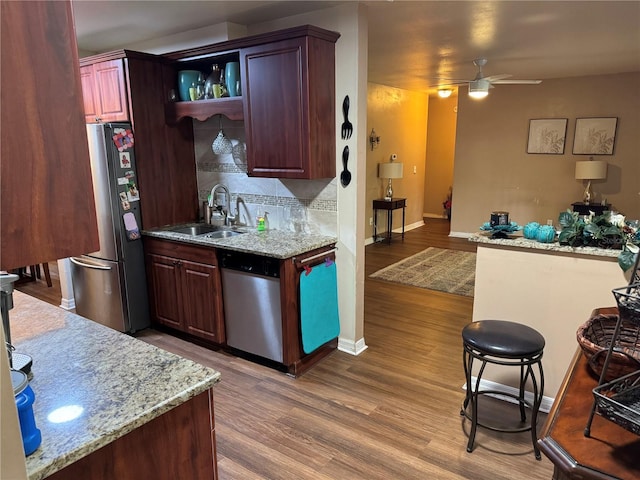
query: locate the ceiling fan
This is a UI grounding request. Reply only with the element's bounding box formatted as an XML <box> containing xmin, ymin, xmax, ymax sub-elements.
<box><xmin>434</xmin><ymin>58</ymin><xmax>542</xmax><ymax>98</ymax></box>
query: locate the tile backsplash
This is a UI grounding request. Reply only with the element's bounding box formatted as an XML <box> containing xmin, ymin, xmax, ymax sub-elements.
<box><xmin>194</xmin><ymin>117</ymin><xmax>337</xmax><ymax>236</ymax></box>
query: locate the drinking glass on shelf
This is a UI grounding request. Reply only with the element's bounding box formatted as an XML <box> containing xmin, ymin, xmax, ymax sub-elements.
<box><xmin>289</xmin><ymin>205</ymin><xmax>307</xmax><ymax>233</ymax></box>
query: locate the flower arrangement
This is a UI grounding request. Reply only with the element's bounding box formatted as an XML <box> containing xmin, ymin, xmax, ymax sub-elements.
<box><xmin>557</xmin><ymin>210</ymin><xmax>640</xmax><ymax>271</ymax></box>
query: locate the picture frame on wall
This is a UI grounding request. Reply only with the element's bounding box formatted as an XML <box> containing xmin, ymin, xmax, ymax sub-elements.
<box><xmin>573</xmin><ymin>117</ymin><xmax>618</xmax><ymax>155</ymax></box>
<box><xmin>527</xmin><ymin>118</ymin><xmax>568</xmax><ymax>154</ymax></box>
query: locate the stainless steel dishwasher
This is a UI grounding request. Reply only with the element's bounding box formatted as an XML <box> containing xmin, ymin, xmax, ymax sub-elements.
<box><xmin>219</xmin><ymin>251</ymin><xmax>283</xmax><ymax>362</ymax></box>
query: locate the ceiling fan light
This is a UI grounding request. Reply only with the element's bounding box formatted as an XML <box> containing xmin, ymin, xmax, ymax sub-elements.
<box><xmin>437</xmin><ymin>88</ymin><xmax>453</xmax><ymax>98</ymax></box>
<box><xmin>468</xmin><ymin>79</ymin><xmax>489</xmax><ymax>99</ymax></box>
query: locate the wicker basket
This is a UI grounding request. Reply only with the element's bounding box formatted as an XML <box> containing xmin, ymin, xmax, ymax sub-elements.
<box><xmin>577</xmin><ymin>313</ymin><xmax>640</xmax><ymax>382</ymax></box>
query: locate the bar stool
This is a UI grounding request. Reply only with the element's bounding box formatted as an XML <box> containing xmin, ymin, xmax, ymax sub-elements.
<box><xmin>461</xmin><ymin>320</ymin><xmax>545</xmax><ymax>459</ymax></box>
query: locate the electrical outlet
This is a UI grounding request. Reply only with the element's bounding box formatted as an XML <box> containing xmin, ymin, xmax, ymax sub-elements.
<box><xmin>547</xmin><ymin>219</ymin><xmax>553</xmax><ymax>226</ymax></box>
<box><xmin>369</xmin><ymin>217</ymin><xmax>373</xmax><ymax>226</ymax></box>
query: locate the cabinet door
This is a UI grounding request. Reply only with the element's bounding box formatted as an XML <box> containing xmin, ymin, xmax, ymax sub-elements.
<box><xmin>80</xmin><ymin>65</ymin><xmax>100</xmax><ymax>123</ymax></box>
<box><xmin>241</xmin><ymin>36</ymin><xmax>336</xmax><ymax>179</ymax></box>
<box><xmin>94</xmin><ymin>60</ymin><xmax>128</xmax><ymax>122</ymax></box>
<box><xmin>79</xmin><ymin>60</ymin><xmax>128</xmax><ymax>123</ymax></box>
<box><xmin>181</xmin><ymin>259</ymin><xmax>224</xmax><ymax>343</ymax></box>
<box><xmin>147</xmin><ymin>253</ymin><xmax>184</xmax><ymax>330</ymax></box>
<box><xmin>242</xmin><ymin>38</ymin><xmax>305</xmax><ymax>178</ymax></box>
<box><xmin>0</xmin><ymin>0</ymin><xmax>99</xmax><ymax>270</ymax></box>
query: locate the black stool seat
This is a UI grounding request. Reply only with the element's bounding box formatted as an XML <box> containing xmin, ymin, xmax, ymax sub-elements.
<box><xmin>462</xmin><ymin>320</ymin><xmax>545</xmax><ymax>358</ymax></box>
<box><xmin>461</xmin><ymin>320</ymin><xmax>545</xmax><ymax>460</ymax></box>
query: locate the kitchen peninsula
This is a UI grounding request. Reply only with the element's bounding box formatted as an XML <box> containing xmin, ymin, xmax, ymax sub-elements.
<box><xmin>469</xmin><ymin>234</ymin><xmax>628</xmax><ymax>404</ymax></box>
<box><xmin>10</xmin><ymin>291</ymin><xmax>220</xmax><ymax>480</ymax></box>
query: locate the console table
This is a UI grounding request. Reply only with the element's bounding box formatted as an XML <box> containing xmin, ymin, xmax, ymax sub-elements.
<box><xmin>572</xmin><ymin>202</ymin><xmax>611</xmax><ymax>216</ymax></box>
<box><xmin>373</xmin><ymin>198</ymin><xmax>406</xmax><ymax>244</ymax></box>
<box><xmin>538</xmin><ymin>322</ymin><xmax>640</xmax><ymax>480</ymax></box>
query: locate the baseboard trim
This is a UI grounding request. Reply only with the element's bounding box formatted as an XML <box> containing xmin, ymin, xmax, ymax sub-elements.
<box><xmin>365</xmin><ymin>220</ymin><xmax>424</xmax><ymax>245</ymax></box>
<box><xmin>338</xmin><ymin>337</ymin><xmax>368</xmax><ymax>356</ymax></box>
<box><xmin>423</xmin><ymin>213</ymin><xmax>448</xmax><ymax>219</ymax></box>
<box><xmin>449</xmin><ymin>231</ymin><xmax>473</xmax><ymax>239</ymax></box>
<box><xmin>463</xmin><ymin>377</ymin><xmax>554</xmax><ymax>414</ymax></box>
<box><xmin>59</xmin><ymin>298</ymin><xmax>75</xmax><ymax>310</ymax></box>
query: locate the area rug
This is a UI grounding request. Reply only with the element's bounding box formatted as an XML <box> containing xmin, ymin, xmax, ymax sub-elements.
<box><xmin>369</xmin><ymin>247</ymin><xmax>476</xmax><ymax>297</ymax></box>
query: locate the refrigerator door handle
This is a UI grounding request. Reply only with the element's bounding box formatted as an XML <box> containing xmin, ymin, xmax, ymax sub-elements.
<box><xmin>70</xmin><ymin>257</ymin><xmax>112</xmax><ymax>271</ymax></box>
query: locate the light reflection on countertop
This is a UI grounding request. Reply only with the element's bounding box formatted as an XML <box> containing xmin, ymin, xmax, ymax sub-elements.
<box><xmin>10</xmin><ymin>291</ymin><xmax>220</xmax><ymax>480</ymax></box>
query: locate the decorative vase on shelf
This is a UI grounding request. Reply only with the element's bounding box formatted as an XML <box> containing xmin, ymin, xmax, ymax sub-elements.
<box><xmin>523</xmin><ymin>222</ymin><xmax>540</xmax><ymax>239</ymax></box>
<box><xmin>536</xmin><ymin>225</ymin><xmax>556</xmax><ymax>243</ymax></box>
<box><xmin>225</xmin><ymin>62</ymin><xmax>240</xmax><ymax>97</ymax></box>
<box><xmin>177</xmin><ymin>70</ymin><xmax>202</xmax><ymax>101</ymax></box>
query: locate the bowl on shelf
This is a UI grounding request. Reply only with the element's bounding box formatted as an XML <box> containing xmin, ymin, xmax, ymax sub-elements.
<box><xmin>577</xmin><ymin>312</ymin><xmax>640</xmax><ymax>382</ymax></box>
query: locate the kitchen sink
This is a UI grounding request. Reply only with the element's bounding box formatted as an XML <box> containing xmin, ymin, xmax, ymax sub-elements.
<box><xmin>170</xmin><ymin>224</ymin><xmax>220</xmax><ymax>236</ymax></box>
<box><xmin>202</xmin><ymin>230</ymin><xmax>243</xmax><ymax>239</ymax></box>
<box><xmin>169</xmin><ymin>224</ymin><xmax>246</xmax><ymax>238</ymax></box>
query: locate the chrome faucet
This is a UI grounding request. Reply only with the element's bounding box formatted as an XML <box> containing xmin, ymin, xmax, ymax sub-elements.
<box><xmin>209</xmin><ymin>184</ymin><xmax>237</xmax><ymax>226</ymax></box>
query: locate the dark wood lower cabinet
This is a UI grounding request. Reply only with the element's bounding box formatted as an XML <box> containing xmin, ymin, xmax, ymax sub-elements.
<box><xmin>144</xmin><ymin>237</ymin><xmax>338</xmax><ymax>376</ymax></box>
<box><xmin>144</xmin><ymin>238</ymin><xmax>225</xmax><ymax>344</ymax></box>
<box><xmin>47</xmin><ymin>389</ymin><xmax>217</xmax><ymax>480</ymax></box>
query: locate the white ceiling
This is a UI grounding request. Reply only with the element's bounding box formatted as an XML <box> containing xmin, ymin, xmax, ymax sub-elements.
<box><xmin>72</xmin><ymin>1</ymin><xmax>640</xmax><ymax>93</ymax></box>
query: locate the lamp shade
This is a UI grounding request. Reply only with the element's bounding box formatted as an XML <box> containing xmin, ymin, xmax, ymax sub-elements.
<box><xmin>378</xmin><ymin>162</ymin><xmax>403</xmax><ymax>179</ymax></box>
<box><xmin>575</xmin><ymin>160</ymin><xmax>607</xmax><ymax>180</ymax></box>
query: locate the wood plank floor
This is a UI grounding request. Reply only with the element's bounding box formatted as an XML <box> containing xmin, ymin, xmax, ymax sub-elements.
<box><xmin>19</xmin><ymin>219</ymin><xmax>555</xmax><ymax>479</ymax></box>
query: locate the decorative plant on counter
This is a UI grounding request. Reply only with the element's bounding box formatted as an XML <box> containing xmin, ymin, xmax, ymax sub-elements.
<box><xmin>558</xmin><ymin>210</ymin><xmax>640</xmax><ymax>271</ymax></box>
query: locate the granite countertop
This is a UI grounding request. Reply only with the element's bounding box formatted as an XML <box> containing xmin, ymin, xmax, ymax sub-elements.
<box><xmin>143</xmin><ymin>223</ymin><xmax>337</xmax><ymax>259</ymax></box>
<box><xmin>469</xmin><ymin>232</ymin><xmax>619</xmax><ymax>259</ymax></box>
<box><xmin>10</xmin><ymin>291</ymin><xmax>221</xmax><ymax>480</ymax></box>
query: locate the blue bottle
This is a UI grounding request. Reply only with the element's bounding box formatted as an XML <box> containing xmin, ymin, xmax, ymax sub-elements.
<box><xmin>12</xmin><ymin>369</ymin><xmax>42</xmax><ymax>456</ymax></box>
<box><xmin>225</xmin><ymin>62</ymin><xmax>240</xmax><ymax>97</ymax></box>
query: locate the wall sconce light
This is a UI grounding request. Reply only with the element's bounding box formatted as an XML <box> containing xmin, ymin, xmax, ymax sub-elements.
<box><xmin>369</xmin><ymin>128</ymin><xmax>380</xmax><ymax>151</ymax></box>
<box><xmin>437</xmin><ymin>88</ymin><xmax>453</xmax><ymax>98</ymax></box>
<box><xmin>378</xmin><ymin>154</ymin><xmax>403</xmax><ymax>201</ymax></box>
<box><xmin>468</xmin><ymin>79</ymin><xmax>490</xmax><ymax>99</ymax></box>
<box><xmin>575</xmin><ymin>156</ymin><xmax>608</xmax><ymax>204</ymax></box>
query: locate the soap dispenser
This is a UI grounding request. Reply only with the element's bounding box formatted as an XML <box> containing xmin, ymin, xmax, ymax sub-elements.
<box><xmin>256</xmin><ymin>210</ymin><xmax>269</xmax><ymax>231</ymax></box>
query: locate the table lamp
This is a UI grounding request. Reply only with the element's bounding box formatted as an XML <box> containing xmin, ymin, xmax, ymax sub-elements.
<box><xmin>575</xmin><ymin>158</ymin><xmax>607</xmax><ymax>205</ymax></box>
<box><xmin>378</xmin><ymin>154</ymin><xmax>403</xmax><ymax>201</ymax></box>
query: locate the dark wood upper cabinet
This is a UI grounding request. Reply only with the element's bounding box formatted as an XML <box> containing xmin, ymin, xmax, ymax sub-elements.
<box><xmin>80</xmin><ymin>51</ymin><xmax>199</xmax><ymax>229</ymax></box>
<box><xmin>167</xmin><ymin>25</ymin><xmax>340</xmax><ymax>180</ymax></box>
<box><xmin>241</xmin><ymin>32</ymin><xmax>339</xmax><ymax>179</ymax></box>
<box><xmin>0</xmin><ymin>0</ymin><xmax>99</xmax><ymax>270</ymax></box>
<box><xmin>80</xmin><ymin>60</ymin><xmax>129</xmax><ymax>123</ymax></box>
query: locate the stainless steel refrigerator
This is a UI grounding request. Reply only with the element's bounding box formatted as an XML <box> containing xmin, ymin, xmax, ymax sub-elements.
<box><xmin>70</xmin><ymin>123</ymin><xmax>150</xmax><ymax>333</ymax></box>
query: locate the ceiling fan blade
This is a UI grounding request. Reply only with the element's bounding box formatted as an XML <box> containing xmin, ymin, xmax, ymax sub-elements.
<box><xmin>491</xmin><ymin>79</ymin><xmax>542</xmax><ymax>85</ymax></box>
<box><xmin>484</xmin><ymin>74</ymin><xmax>512</xmax><ymax>82</ymax></box>
<box><xmin>429</xmin><ymin>80</ymin><xmax>468</xmax><ymax>87</ymax></box>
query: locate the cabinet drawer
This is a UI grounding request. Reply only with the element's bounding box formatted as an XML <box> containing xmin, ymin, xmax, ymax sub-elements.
<box><xmin>144</xmin><ymin>237</ymin><xmax>218</xmax><ymax>266</ymax></box>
